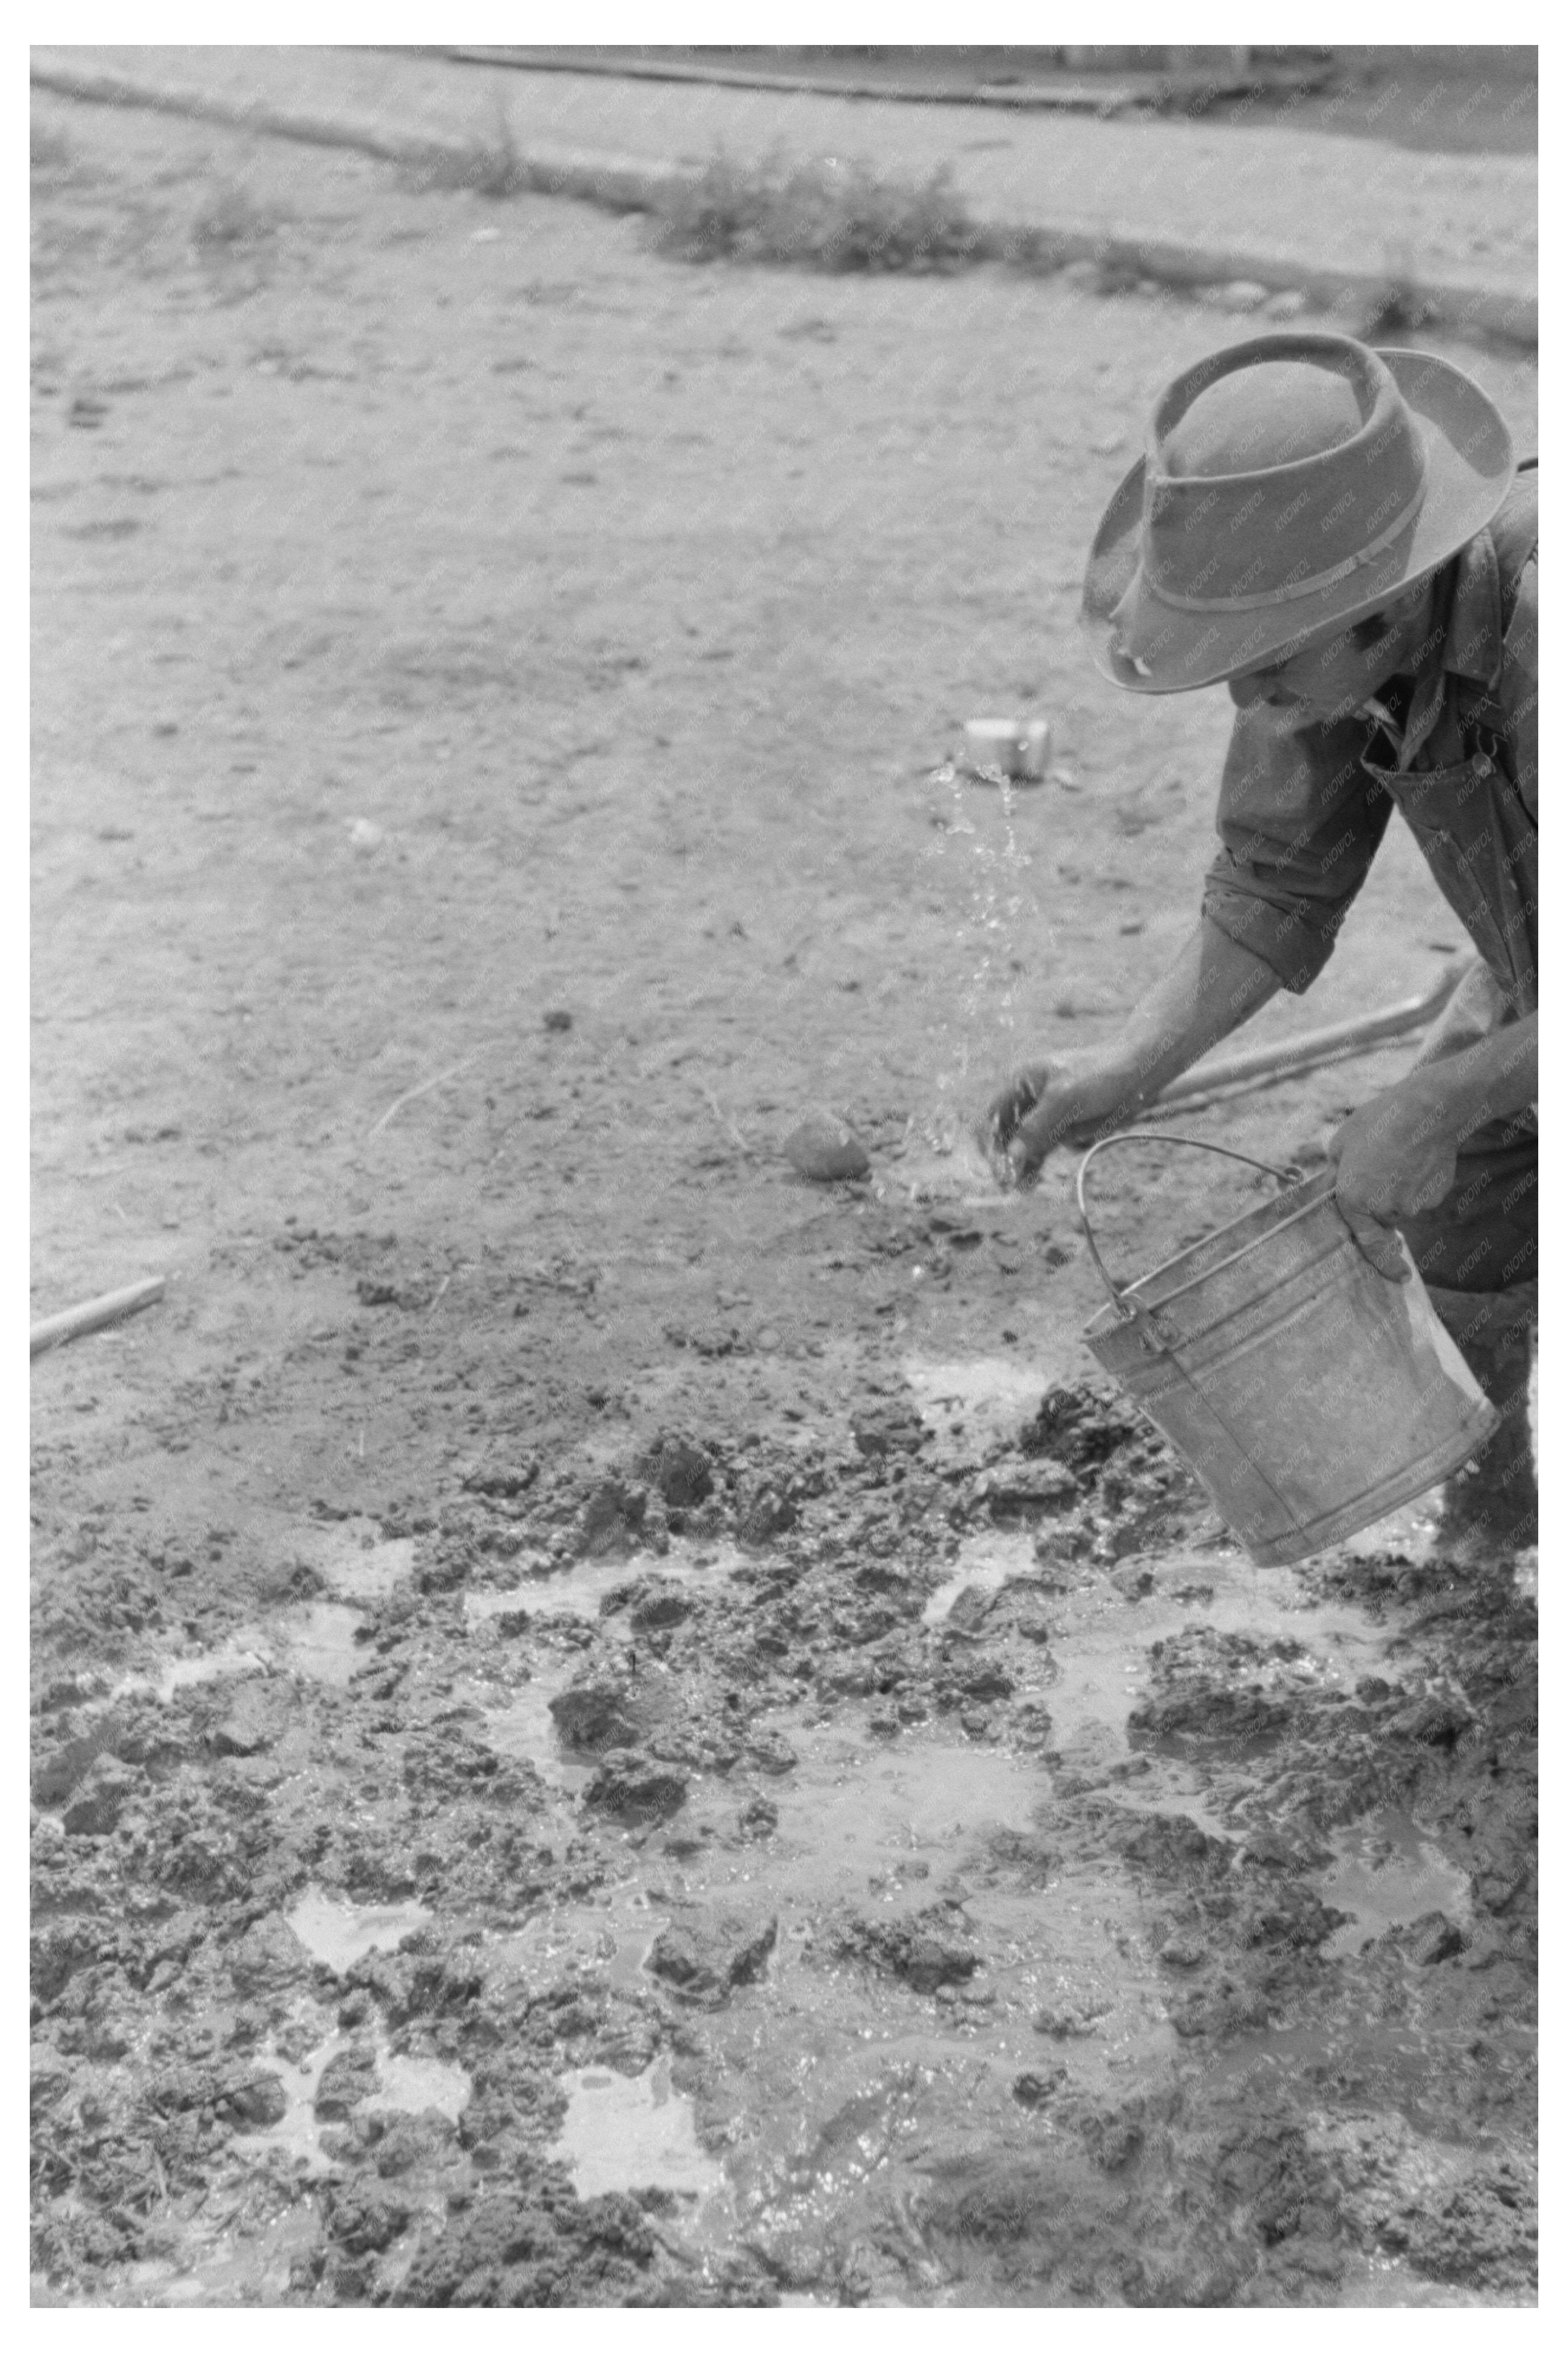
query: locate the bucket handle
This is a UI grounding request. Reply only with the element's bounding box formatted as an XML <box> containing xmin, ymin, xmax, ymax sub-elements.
<box><xmin>1076</xmin><ymin>1131</ymin><xmax>1300</xmax><ymax>1322</ymax></box>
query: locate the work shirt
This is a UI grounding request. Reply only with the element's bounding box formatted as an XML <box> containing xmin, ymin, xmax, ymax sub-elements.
<box><xmin>1201</xmin><ymin>467</ymin><xmax>1538</xmax><ymax>1015</ymax></box>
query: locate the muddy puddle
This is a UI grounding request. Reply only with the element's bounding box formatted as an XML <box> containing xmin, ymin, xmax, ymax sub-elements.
<box><xmin>555</xmin><ymin>2061</ymin><xmax>726</xmax><ymax>2203</ymax></box>
<box><xmin>464</xmin><ymin>1541</ymin><xmax>743</xmax><ymax>1628</ymax></box>
<box><xmin>905</xmin><ymin>1355</ymin><xmax>1073</xmax><ymax>1458</ymax></box>
<box><xmin>287</xmin><ymin>1887</ymin><xmax>433</xmax><ymax>1971</ymax></box>
<box><xmin>231</xmin><ymin>2024</ymin><xmax>471</xmax><ymax>2181</ymax></box>
<box><xmin>1317</xmin><ymin>1812</ymin><xmax>1474</xmax><ymax>1962</ymax></box>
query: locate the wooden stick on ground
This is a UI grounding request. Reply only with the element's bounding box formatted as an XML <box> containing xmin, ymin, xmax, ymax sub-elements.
<box><xmin>1146</xmin><ymin>962</ymin><xmax>1465</xmax><ymax>1116</ymax></box>
<box><xmin>30</xmin><ymin>1277</ymin><xmax>166</xmax><ymax>1358</ymax></box>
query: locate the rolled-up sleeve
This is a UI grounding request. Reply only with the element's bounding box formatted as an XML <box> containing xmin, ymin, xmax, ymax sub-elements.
<box><xmin>1202</xmin><ymin>706</ymin><xmax>1394</xmax><ymax>994</ymax></box>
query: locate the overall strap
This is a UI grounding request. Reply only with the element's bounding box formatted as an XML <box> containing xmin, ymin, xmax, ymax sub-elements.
<box><xmin>1493</xmin><ymin>458</ymin><xmax>1538</xmax><ymax>635</ymax></box>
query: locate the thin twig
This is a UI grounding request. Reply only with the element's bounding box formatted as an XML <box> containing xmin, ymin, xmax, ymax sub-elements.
<box><xmin>368</xmin><ymin>1055</ymin><xmax>476</xmax><ymax>1138</ymax></box>
<box><xmin>694</xmin><ymin>1077</ymin><xmax>751</xmax><ymax>1156</ymax></box>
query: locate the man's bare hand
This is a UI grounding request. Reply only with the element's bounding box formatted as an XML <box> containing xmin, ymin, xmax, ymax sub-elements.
<box><xmin>1327</xmin><ymin>1085</ymin><xmax>1460</xmax><ymax>1282</ymax></box>
<box><xmin>980</xmin><ymin>1050</ymin><xmax>1142</xmax><ymax>1185</ymax></box>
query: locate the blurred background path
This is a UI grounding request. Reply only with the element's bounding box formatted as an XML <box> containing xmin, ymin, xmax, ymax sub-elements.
<box><xmin>33</xmin><ymin>44</ymin><xmax>1537</xmax><ymax>331</ymax></box>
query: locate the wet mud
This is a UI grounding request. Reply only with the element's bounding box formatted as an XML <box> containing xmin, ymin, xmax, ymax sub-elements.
<box><xmin>32</xmin><ymin>1386</ymin><xmax>1537</xmax><ymax>2308</ymax></box>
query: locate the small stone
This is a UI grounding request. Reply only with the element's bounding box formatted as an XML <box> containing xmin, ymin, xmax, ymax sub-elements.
<box><xmin>1200</xmin><ymin>279</ymin><xmax>1270</xmax><ymax>312</ymax></box>
<box><xmin>1405</xmin><ymin>1911</ymin><xmax>1467</xmax><ymax>1966</ymax></box>
<box><xmin>549</xmin><ymin>1676</ymin><xmax>641</xmax><ymax>1753</ymax></box>
<box><xmin>1157</xmin><ymin>1937</ymin><xmax>1206</xmax><ymax>1970</ymax></box>
<box><xmin>314</xmin><ymin>2044</ymin><xmax>379</xmax><ymax>2121</ymax></box>
<box><xmin>1033</xmin><ymin>2004</ymin><xmax>1103</xmax><ymax>2040</ymax></box>
<box><xmin>582</xmin><ymin>1748</ymin><xmax>688</xmax><ymax>1826</ymax></box>
<box><xmin>226</xmin><ymin>1911</ymin><xmax>312</xmax><ymax>1998</ymax></box>
<box><xmin>642</xmin><ymin>1434</ymin><xmax>713</xmax><ymax>1508</ymax></box>
<box><xmin>745</xmin><ymin>1731</ymin><xmax>798</xmax><ymax>1776</ymax></box>
<box><xmin>1264</xmin><ymin>289</ymin><xmax>1310</xmax><ymax>320</ymax></box>
<box><xmin>782</xmin><ymin>1111</ymin><xmax>870</xmax><ymax>1183</ymax></box>
<box><xmin>347</xmin><ymin>817</ymin><xmax>383</xmax><ymax>851</ymax></box>
<box><xmin>327</xmin><ymin>2183</ymin><xmax>413</xmax><ymax>2256</ymax></box>
<box><xmin>225</xmin><ymin>2071</ymin><xmax>290</xmax><ymax>2128</ymax></box>
<box><xmin>1109</xmin><ymin>1562</ymin><xmax>1155</xmax><ymax>1601</ymax></box>
<box><xmin>625</xmin><ymin>1579</ymin><xmax>693</xmax><ymax>1633</ymax></box>
<box><xmin>577</xmin><ymin>1477</ymin><xmax>647</xmax><ymax>1559</ymax></box>
<box><xmin>736</xmin><ymin>1483</ymin><xmax>797</xmax><ymax>1547</ymax></box>
<box><xmin>647</xmin><ymin>1909</ymin><xmax>777</xmax><ymax>2002</ymax></box>
<box><xmin>1012</xmin><ymin>2067</ymin><xmax>1067</xmax><ymax>2107</ymax></box>
<box><xmin>1062</xmin><ymin>257</ymin><xmax>1103</xmax><ymax>290</ymax></box>
<box><xmin>211</xmin><ymin>1679</ymin><xmax>286</xmax><ymax>1757</ymax></box>
<box><xmin>849</xmin><ymin>1403</ymin><xmax>928</xmax><ymax>1457</ymax></box>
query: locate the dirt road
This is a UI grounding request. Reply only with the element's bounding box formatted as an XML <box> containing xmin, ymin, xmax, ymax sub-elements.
<box><xmin>31</xmin><ymin>91</ymin><xmax>1538</xmax><ymax>2308</ymax></box>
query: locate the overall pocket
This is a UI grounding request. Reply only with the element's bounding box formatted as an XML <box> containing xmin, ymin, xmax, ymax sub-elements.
<box><xmin>1390</xmin><ymin>754</ymin><xmax>1536</xmax><ymax>1012</ymax></box>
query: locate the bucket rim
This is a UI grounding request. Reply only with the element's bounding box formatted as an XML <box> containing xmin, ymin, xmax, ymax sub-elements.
<box><xmin>1081</xmin><ymin>1166</ymin><xmax>1339</xmax><ymax>1339</ymax></box>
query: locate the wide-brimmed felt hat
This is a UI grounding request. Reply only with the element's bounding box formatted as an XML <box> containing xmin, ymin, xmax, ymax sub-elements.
<box><xmin>1081</xmin><ymin>332</ymin><xmax>1515</xmax><ymax>694</ymax></box>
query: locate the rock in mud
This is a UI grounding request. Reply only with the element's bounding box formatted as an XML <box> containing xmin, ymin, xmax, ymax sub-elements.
<box><xmin>850</xmin><ymin>1401</ymin><xmax>928</xmax><ymax>1458</ymax></box>
<box><xmin>1079</xmin><ymin>2104</ymin><xmax>1146</xmax><ymax>2173</ymax></box>
<box><xmin>1166</xmin><ymin>1975</ymin><xmax>1272</xmax><ymax>2039</ymax></box>
<box><xmin>1108</xmin><ymin>1562</ymin><xmax>1156</xmax><ymax>1601</ymax></box>
<box><xmin>222</xmin><ymin>2070</ymin><xmax>290</xmax><ymax>2128</ymax></box>
<box><xmin>648</xmin><ymin>1909</ymin><xmax>778</xmax><ymax>2002</ymax></box>
<box><xmin>640</xmin><ymin>1435</ymin><xmax>713</xmax><ymax>1509</ymax></box>
<box><xmin>61</xmin><ymin>1754</ymin><xmax>141</xmax><ymax>1838</ymax></box>
<box><xmin>1013</xmin><ymin>2067</ymin><xmax>1067</xmax><ymax>2107</ymax></box>
<box><xmin>1129</xmin><ymin>1683</ymin><xmax>1292</xmax><ymax>1748</ymax></box>
<box><xmin>1033</xmin><ymin>2004</ymin><xmax>1106</xmax><ymax>2040</ymax></box>
<box><xmin>225</xmin><ymin>1909</ymin><xmax>313</xmax><ymax>1997</ymax></box>
<box><xmin>744</xmin><ymin>1730</ymin><xmax>797</xmax><ymax>1777</ymax></box>
<box><xmin>315</xmin><ymin>2044</ymin><xmax>380</xmax><ymax>2120</ymax></box>
<box><xmin>940</xmin><ymin>1584</ymin><xmax>995</xmax><ymax>1637</ymax></box>
<box><xmin>549</xmin><ymin>1675</ymin><xmax>645</xmax><ymax>1753</ymax></box>
<box><xmin>736</xmin><ymin>1483</ymin><xmax>797</xmax><ymax>1546</ymax></box>
<box><xmin>621</xmin><ymin>1579</ymin><xmax>694</xmax><ymax>1632</ymax></box>
<box><xmin>210</xmin><ymin>1678</ymin><xmax>290</xmax><ymax>1757</ymax></box>
<box><xmin>984</xmin><ymin>1581</ymin><xmax>1055</xmax><ymax>1644</ymax></box>
<box><xmin>972</xmin><ymin>1463</ymin><xmax>1080</xmax><ymax>1522</ymax></box>
<box><xmin>834</xmin><ymin>1908</ymin><xmax>979</xmax><ymax>1994</ymax></box>
<box><xmin>1402</xmin><ymin>1911</ymin><xmax>1468</xmax><ymax>1966</ymax></box>
<box><xmin>1019</xmin><ymin>1381</ymin><xmax>1145</xmax><ymax>1472</ymax></box>
<box><xmin>782</xmin><ymin>1111</ymin><xmax>871</xmax><ymax>1183</ymax></box>
<box><xmin>327</xmin><ymin>2182</ymin><xmax>414</xmax><ymax>2256</ymax></box>
<box><xmin>577</xmin><ymin>1479</ymin><xmax>649</xmax><ymax>1559</ymax></box>
<box><xmin>581</xmin><ymin>1750</ymin><xmax>688</xmax><ymax>1826</ymax></box>
<box><xmin>1386</xmin><ymin>1695</ymin><xmax>1472</xmax><ymax>1748</ymax></box>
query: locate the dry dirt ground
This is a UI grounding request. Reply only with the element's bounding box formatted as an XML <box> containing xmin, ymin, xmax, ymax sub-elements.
<box><xmin>31</xmin><ymin>91</ymin><xmax>1538</xmax><ymax>2309</ymax></box>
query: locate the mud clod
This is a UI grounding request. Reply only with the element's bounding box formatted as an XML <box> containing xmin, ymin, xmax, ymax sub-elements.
<box><xmin>834</xmin><ymin>1908</ymin><xmax>980</xmax><ymax>1993</ymax></box>
<box><xmin>61</xmin><ymin>1755</ymin><xmax>142</xmax><ymax>1839</ymax></box>
<box><xmin>581</xmin><ymin>1753</ymin><xmax>689</xmax><ymax>1826</ymax></box>
<box><xmin>648</xmin><ymin>1909</ymin><xmax>778</xmax><ymax>2002</ymax></box>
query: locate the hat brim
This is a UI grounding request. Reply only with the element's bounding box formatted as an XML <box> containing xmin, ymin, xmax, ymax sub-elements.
<box><xmin>1080</xmin><ymin>349</ymin><xmax>1516</xmax><ymax>695</ymax></box>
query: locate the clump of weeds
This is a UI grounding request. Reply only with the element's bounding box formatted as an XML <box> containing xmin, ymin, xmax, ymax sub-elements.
<box><xmin>646</xmin><ymin>146</ymin><xmax>982</xmax><ymax>271</ymax></box>
<box><xmin>1359</xmin><ymin>238</ymin><xmax>1439</xmax><ymax>337</ymax></box>
<box><xmin>401</xmin><ymin>98</ymin><xmax>532</xmax><ymax>199</ymax></box>
<box><xmin>30</xmin><ymin>119</ymin><xmax>73</xmax><ymax>177</ymax></box>
<box><xmin>190</xmin><ymin>180</ymin><xmax>283</xmax><ymax>255</ymax></box>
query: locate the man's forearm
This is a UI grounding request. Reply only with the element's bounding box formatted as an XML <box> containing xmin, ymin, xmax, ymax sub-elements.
<box><xmin>1111</xmin><ymin>916</ymin><xmax>1282</xmax><ymax>1107</ymax></box>
<box><xmin>1399</xmin><ymin>1011</ymin><xmax>1538</xmax><ymax>1143</ymax></box>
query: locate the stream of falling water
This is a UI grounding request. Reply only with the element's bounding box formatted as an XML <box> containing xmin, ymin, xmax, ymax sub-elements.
<box><xmin>897</xmin><ymin>759</ymin><xmax>1050</xmax><ymax>1201</ymax></box>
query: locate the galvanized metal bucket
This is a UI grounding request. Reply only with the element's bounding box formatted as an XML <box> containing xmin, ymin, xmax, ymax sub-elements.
<box><xmin>1077</xmin><ymin>1133</ymin><xmax>1499</xmax><ymax>1567</ymax></box>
